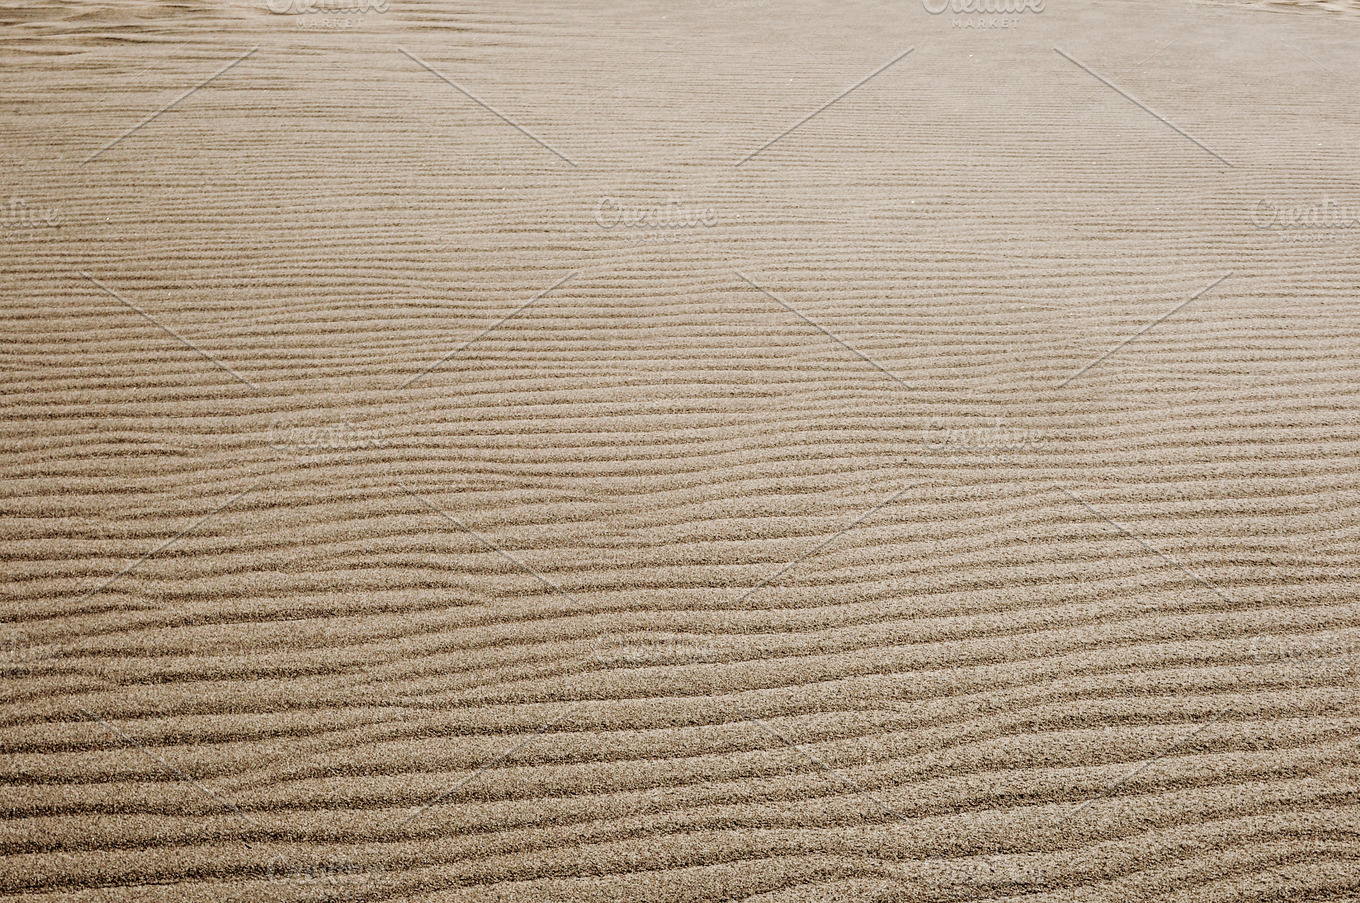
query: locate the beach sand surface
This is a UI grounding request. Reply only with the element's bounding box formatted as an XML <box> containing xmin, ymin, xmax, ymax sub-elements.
<box><xmin>1</xmin><ymin>0</ymin><xmax>1358</xmax><ymax>900</ymax></box>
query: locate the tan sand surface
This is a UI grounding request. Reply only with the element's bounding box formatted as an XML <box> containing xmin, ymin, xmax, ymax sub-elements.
<box><xmin>1</xmin><ymin>0</ymin><xmax>1358</xmax><ymax>899</ymax></box>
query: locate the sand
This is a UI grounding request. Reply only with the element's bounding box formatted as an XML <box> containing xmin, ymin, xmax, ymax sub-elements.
<box><xmin>1</xmin><ymin>0</ymin><xmax>1358</xmax><ymax>900</ymax></box>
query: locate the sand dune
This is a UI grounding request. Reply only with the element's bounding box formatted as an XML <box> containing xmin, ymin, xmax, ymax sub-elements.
<box><xmin>1</xmin><ymin>0</ymin><xmax>1358</xmax><ymax>899</ymax></box>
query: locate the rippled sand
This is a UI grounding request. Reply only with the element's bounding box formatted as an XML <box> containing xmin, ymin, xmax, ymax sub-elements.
<box><xmin>2</xmin><ymin>0</ymin><xmax>1358</xmax><ymax>900</ymax></box>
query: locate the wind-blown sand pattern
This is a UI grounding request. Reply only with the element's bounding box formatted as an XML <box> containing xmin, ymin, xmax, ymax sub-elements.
<box><xmin>2</xmin><ymin>0</ymin><xmax>1358</xmax><ymax>900</ymax></box>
